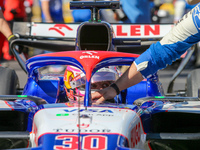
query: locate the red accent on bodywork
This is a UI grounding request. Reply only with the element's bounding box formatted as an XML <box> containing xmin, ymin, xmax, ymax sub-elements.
<box><xmin>4</xmin><ymin>101</ymin><xmax>14</xmax><ymax>110</ymax></box>
<box><xmin>33</xmin><ymin>122</ymin><xmax>38</xmax><ymax>146</ymax></box>
<box><xmin>53</xmin><ymin>24</ymin><xmax>73</xmax><ymax>30</ymax></box>
<box><xmin>49</xmin><ymin>24</ymin><xmax>73</xmax><ymax>36</ymax></box>
<box><xmin>49</xmin><ymin>28</ymin><xmax>65</xmax><ymax>36</ymax></box>
<box><xmin>147</xmin><ymin>140</ymin><xmax>153</xmax><ymax>150</ymax></box>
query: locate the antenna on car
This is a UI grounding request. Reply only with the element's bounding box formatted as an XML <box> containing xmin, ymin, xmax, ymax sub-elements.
<box><xmin>70</xmin><ymin>1</ymin><xmax>120</xmax><ymax>22</ymax></box>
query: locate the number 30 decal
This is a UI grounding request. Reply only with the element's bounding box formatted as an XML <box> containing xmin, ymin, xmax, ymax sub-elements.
<box><xmin>54</xmin><ymin>135</ymin><xmax>107</xmax><ymax>150</ymax></box>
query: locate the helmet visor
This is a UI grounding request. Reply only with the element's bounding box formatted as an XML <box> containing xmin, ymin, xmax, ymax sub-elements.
<box><xmin>70</xmin><ymin>70</ymin><xmax>118</xmax><ymax>89</ymax></box>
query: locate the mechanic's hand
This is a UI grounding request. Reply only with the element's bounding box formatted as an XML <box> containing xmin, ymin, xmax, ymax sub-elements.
<box><xmin>8</xmin><ymin>34</ymin><xmax>23</xmax><ymax>54</ymax></box>
<box><xmin>91</xmin><ymin>86</ymin><xmax>117</xmax><ymax>105</ymax></box>
<box><xmin>8</xmin><ymin>34</ymin><xmax>16</xmax><ymax>40</ymax></box>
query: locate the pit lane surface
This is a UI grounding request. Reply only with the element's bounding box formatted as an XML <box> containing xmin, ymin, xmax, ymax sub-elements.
<box><xmin>1</xmin><ymin>60</ymin><xmax>192</xmax><ymax>95</ymax></box>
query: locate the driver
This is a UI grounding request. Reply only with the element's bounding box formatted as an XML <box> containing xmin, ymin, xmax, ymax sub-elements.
<box><xmin>64</xmin><ymin>66</ymin><xmax>120</xmax><ymax>102</ymax></box>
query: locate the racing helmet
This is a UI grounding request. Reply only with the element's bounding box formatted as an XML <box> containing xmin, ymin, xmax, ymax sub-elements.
<box><xmin>64</xmin><ymin>66</ymin><xmax>120</xmax><ymax>101</ymax></box>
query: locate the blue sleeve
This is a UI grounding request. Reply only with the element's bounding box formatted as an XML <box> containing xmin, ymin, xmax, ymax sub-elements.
<box><xmin>135</xmin><ymin>41</ymin><xmax>192</xmax><ymax>78</ymax></box>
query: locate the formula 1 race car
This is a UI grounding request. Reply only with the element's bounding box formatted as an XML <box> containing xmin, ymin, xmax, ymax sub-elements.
<box><xmin>1</xmin><ymin>1</ymin><xmax>200</xmax><ymax>150</ymax></box>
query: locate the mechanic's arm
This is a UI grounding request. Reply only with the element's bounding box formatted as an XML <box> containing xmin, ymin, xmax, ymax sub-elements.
<box><xmin>41</xmin><ymin>0</ymin><xmax>53</xmax><ymax>23</ymax></box>
<box><xmin>93</xmin><ymin>2</ymin><xmax>200</xmax><ymax>104</ymax></box>
<box><xmin>0</xmin><ymin>8</ymin><xmax>12</xmax><ymax>39</ymax></box>
<box><xmin>92</xmin><ymin>63</ymin><xmax>143</xmax><ymax>104</ymax></box>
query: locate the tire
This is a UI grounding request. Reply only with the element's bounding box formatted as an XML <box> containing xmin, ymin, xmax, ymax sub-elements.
<box><xmin>0</xmin><ymin>67</ymin><xmax>19</xmax><ymax>95</ymax></box>
<box><xmin>186</xmin><ymin>68</ymin><xmax>200</xmax><ymax>97</ymax></box>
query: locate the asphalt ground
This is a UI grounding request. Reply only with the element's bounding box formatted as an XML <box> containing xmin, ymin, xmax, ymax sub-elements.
<box><xmin>158</xmin><ymin>66</ymin><xmax>192</xmax><ymax>95</ymax></box>
<box><xmin>0</xmin><ymin>59</ymin><xmax>193</xmax><ymax>96</ymax></box>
